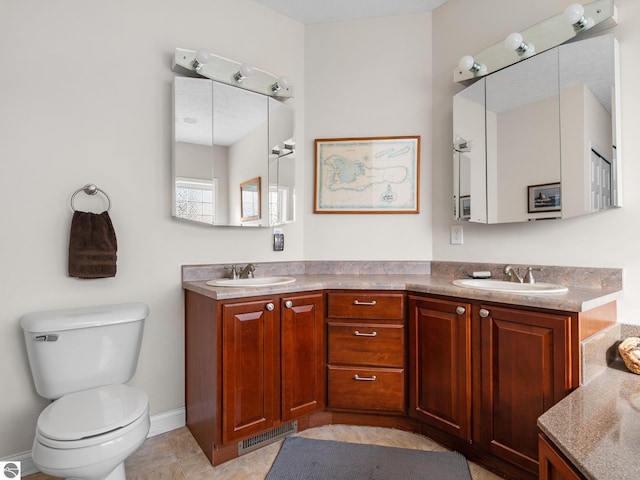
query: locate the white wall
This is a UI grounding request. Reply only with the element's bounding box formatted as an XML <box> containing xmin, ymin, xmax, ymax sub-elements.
<box><xmin>432</xmin><ymin>0</ymin><xmax>640</xmax><ymax>323</ymax></box>
<box><xmin>304</xmin><ymin>14</ymin><xmax>434</xmax><ymax>260</ymax></box>
<box><xmin>0</xmin><ymin>0</ymin><xmax>304</xmax><ymax>458</ymax></box>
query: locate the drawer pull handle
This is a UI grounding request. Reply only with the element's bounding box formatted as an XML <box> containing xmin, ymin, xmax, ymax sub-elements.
<box><xmin>354</xmin><ymin>374</ymin><xmax>377</xmax><ymax>381</ymax></box>
<box><xmin>353</xmin><ymin>300</ymin><xmax>377</xmax><ymax>306</ymax></box>
<box><xmin>354</xmin><ymin>330</ymin><xmax>377</xmax><ymax>337</ymax></box>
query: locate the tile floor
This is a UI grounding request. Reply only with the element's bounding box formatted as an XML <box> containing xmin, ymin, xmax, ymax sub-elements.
<box><xmin>24</xmin><ymin>424</ymin><xmax>504</xmax><ymax>479</ymax></box>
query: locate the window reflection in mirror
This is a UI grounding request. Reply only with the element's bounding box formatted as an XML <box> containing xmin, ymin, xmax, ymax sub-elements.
<box><xmin>453</xmin><ymin>34</ymin><xmax>620</xmax><ymax>224</ymax></box>
<box><xmin>172</xmin><ymin>76</ymin><xmax>295</xmax><ymax>227</ymax></box>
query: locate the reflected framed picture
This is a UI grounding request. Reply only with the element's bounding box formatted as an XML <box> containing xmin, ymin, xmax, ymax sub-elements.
<box><xmin>528</xmin><ymin>182</ymin><xmax>561</xmax><ymax>213</ymax></box>
<box><xmin>314</xmin><ymin>136</ymin><xmax>420</xmax><ymax>213</ymax></box>
<box><xmin>459</xmin><ymin>195</ymin><xmax>471</xmax><ymax>220</ymax></box>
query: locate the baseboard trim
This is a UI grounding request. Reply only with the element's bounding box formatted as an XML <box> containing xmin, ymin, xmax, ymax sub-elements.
<box><xmin>4</xmin><ymin>407</ymin><xmax>186</xmax><ymax>476</ymax></box>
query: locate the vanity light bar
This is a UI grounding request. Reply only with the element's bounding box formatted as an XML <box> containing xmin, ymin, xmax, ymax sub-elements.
<box><xmin>454</xmin><ymin>0</ymin><xmax>617</xmax><ymax>83</ymax></box>
<box><xmin>172</xmin><ymin>48</ymin><xmax>294</xmax><ymax>98</ymax></box>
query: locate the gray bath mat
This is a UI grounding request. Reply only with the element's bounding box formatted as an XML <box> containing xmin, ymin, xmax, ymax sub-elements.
<box><xmin>266</xmin><ymin>436</ymin><xmax>472</xmax><ymax>480</ymax></box>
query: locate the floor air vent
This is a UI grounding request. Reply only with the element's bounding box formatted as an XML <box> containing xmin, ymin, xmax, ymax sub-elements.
<box><xmin>238</xmin><ymin>421</ymin><xmax>298</xmax><ymax>455</ymax></box>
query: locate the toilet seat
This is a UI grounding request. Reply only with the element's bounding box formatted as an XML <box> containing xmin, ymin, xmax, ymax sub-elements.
<box><xmin>37</xmin><ymin>384</ymin><xmax>148</xmax><ymax>447</ymax></box>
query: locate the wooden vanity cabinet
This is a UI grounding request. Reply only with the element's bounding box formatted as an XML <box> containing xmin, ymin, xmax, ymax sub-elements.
<box><xmin>185</xmin><ymin>290</ymin><xmax>324</xmax><ymax>465</ymax></box>
<box><xmin>408</xmin><ymin>294</ymin><xmax>580</xmax><ymax>478</ymax></box>
<box><xmin>326</xmin><ymin>291</ymin><xmax>406</xmax><ymax>415</ymax></box>
<box><xmin>478</xmin><ymin>304</ymin><xmax>572</xmax><ymax>475</ymax></box>
<box><xmin>408</xmin><ymin>296</ymin><xmax>472</xmax><ymax>442</ymax></box>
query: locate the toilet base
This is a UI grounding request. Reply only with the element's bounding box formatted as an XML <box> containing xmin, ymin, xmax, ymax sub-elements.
<box><xmin>102</xmin><ymin>462</ymin><xmax>125</xmax><ymax>480</ymax></box>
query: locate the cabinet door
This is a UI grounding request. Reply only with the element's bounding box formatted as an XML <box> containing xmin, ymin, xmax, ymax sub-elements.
<box><xmin>221</xmin><ymin>299</ymin><xmax>277</xmax><ymax>443</ymax></box>
<box><xmin>539</xmin><ymin>434</ymin><xmax>586</xmax><ymax>480</ymax></box>
<box><xmin>281</xmin><ymin>293</ymin><xmax>325</xmax><ymax>421</ymax></box>
<box><xmin>408</xmin><ymin>296</ymin><xmax>472</xmax><ymax>441</ymax></box>
<box><xmin>480</xmin><ymin>305</ymin><xmax>571</xmax><ymax>474</ymax></box>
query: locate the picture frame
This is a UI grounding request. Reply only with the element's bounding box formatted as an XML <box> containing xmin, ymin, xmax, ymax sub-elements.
<box><xmin>314</xmin><ymin>136</ymin><xmax>420</xmax><ymax>213</ymax></box>
<box><xmin>459</xmin><ymin>195</ymin><xmax>471</xmax><ymax>220</ymax></box>
<box><xmin>528</xmin><ymin>182</ymin><xmax>561</xmax><ymax>213</ymax></box>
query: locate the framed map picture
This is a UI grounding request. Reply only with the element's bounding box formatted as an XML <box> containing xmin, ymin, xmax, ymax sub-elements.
<box><xmin>314</xmin><ymin>136</ymin><xmax>420</xmax><ymax>213</ymax></box>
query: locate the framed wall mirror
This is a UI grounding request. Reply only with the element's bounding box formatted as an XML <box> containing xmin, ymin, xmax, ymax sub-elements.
<box><xmin>453</xmin><ymin>34</ymin><xmax>621</xmax><ymax>224</ymax></box>
<box><xmin>172</xmin><ymin>77</ymin><xmax>295</xmax><ymax>227</ymax></box>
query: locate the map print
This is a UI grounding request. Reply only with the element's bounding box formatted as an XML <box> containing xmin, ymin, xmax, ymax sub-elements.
<box><xmin>316</xmin><ymin>137</ymin><xmax>419</xmax><ymax>212</ymax></box>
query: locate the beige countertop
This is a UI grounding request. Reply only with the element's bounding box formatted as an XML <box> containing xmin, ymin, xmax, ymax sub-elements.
<box><xmin>182</xmin><ymin>272</ymin><xmax>621</xmax><ymax>312</ymax></box>
<box><xmin>538</xmin><ymin>362</ymin><xmax>640</xmax><ymax>480</ymax></box>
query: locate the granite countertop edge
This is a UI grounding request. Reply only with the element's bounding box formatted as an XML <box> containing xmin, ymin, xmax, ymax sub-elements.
<box><xmin>182</xmin><ymin>273</ymin><xmax>621</xmax><ymax>312</ymax></box>
<box><xmin>538</xmin><ymin>363</ymin><xmax>640</xmax><ymax>480</ymax></box>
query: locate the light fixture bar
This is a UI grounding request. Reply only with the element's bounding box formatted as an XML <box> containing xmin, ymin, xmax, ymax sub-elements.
<box><xmin>454</xmin><ymin>0</ymin><xmax>616</xmax><ymax>83</ymax></box>
<box><xmin>172</xmin><ymin>48</ymin><xmax>294</xmax><ymax>98</ymax></box>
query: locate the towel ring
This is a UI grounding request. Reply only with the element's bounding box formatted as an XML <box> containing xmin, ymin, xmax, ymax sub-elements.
<box><xmin>70</xmin><ymin>184</ymin><xmax>111</xmax><ymax>212</ymax></box>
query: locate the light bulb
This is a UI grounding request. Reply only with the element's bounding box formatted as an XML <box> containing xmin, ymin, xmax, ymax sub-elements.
<box><xmin>193</xmin><ymin>50</ymin><xmax>212</xmax><ymax>71</ymax></box>
<box><xmin>458</xmin><ymin>55</ymin><xmax>475</xmax><ymax>72</ymax></box>
<box><xmin>195</xmin><ymin>50</ymin><xmax>212</xmax><ymax>65</ymax></box>
<box><xmin>458</xmin><ymin>55</ymin><xmax>485</xmax><ymax>75</ymax></box>
<box><xmin>234</xmin><ymin>63</ymin><xmax>255</xmax><ymax>82</ymax></box>
<box><xmin>564</xmin><ymin>3</ymin><xmax>585</xmax><ymax>26</ymax></box>
<box><xmin>271</xmin><ymin>75</ymin><xmax>292</xmax><ymax>93</ymax></box>
<box><xmin>504</xmin><ymin>32</ymin><xmax>524</xmax><ymax>51</ymax></box>
<box><xmin>564</xmin><ymin>3</ymin><xmax>593</xmax><ymax>29</ymax></box>
<box><xmin>277</xmin><ymin>76</ymin><xmax>291</xmax><ymax>89</ymax></box>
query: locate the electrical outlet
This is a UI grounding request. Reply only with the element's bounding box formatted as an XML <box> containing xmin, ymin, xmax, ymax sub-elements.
<box><xmin>450</xmin><ymin>225</ymin><xmax>464</xmax><ymax>245</ymax></box>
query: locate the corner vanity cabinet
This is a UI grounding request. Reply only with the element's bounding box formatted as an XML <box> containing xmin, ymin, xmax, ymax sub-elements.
<box><xmin>184</xmin><ymin>290</ymin><xmax>324</xmax><ymax>465</ymax></box>
<box><xmin>185</xmin><ymin>283</ymin><xmax>615</xmax><ymax>479</ymax></box>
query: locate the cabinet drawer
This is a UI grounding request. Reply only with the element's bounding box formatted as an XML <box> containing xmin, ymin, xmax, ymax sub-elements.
<box><xmin>326</xmin><ymin>292</ymin><xmax>405</xmax><ymax>320</ymax></box>
<box><xmin>328</xmin><ymin>322</ymin><xmax>404</xmax><ymax>367</ymax></box>
<box><xmin>327</xmin><ymin>365</ymin><xmax>405</xmax><ymax>414</ymax></box>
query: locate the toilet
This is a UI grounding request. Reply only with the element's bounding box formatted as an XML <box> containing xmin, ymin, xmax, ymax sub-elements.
<box><xmin>20</xmin><ymin>302</ymin><xmax>151</xmax><ymax>480</ymax></box>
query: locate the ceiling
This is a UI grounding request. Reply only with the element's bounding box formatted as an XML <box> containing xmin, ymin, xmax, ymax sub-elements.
<box><xmin>252</xmin><ymin>0</ymin><xmax>449</xmax><ymax>24</ymax></box>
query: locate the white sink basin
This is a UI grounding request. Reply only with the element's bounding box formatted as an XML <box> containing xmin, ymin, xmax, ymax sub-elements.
<box><xmin>452</xmin><ymin>278</ymin><xmax>568</xmax><ymax>295</ymax></box>
<box><xmin>207</xmin><ymin>276</ymin><xmax>296</xmax><ymax>288</ymax></box>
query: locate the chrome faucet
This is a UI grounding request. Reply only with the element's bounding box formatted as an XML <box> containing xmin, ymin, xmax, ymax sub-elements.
<box><xmin>503</xmin><ymin>265</ymin><xmax>523</xmax><ymax>283</ymax></box>
<box><xmin>523</xmin><ymin>267</ymin><xmax>543</xmax><ymax>284</ymax></box>
<box><xmin>504</xmin><ymin>265</ymin><xmax>544</xmax><ymax>283</ymax></box>
<box><xmin>239</xmin><ymin>263</ymin><xmax>256</xmax><ymax>279</ymax></box>
<box><xmin>224</xmin><ymin>265</ymin><xmax>239</xmax><ymax>279</ymax></box>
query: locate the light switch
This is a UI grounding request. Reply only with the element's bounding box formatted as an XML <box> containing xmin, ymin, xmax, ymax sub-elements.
<box><xmin>450</xmin><ymin>225</ymin><xmax>463</xmax><ymax>245</ymax></box>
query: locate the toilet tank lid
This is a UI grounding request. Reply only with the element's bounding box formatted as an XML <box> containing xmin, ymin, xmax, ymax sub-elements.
<box><xmin>20</xmin><ymin>302</ymin><xmax>149</xmax><ymax>333</ymax></box>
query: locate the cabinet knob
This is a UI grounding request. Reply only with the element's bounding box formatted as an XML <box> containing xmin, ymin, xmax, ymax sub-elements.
<box><xmin>266</xmin><ymin>303</ymin><xmax>275</xmax><ymax>311</ymax></box>
<box><xmin>479</xmin><ymin>308</ymin><xmax>490</xmax><ymax>318</ymax></box>
<box><xmin>456</xmin><ymin>306</ymin><xmax>466</xmax><ymax>315</ymax></box>
<box><xmin>284</xmin><ymin>300</ymin><xmax>293</xmax><ymax>309</ymax></box>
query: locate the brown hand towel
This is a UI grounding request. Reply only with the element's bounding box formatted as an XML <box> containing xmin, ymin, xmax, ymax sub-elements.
<box><xmin>68</xmin><ymin>211</ymin><xmax>118</xmax><ymax>278</ymax></box>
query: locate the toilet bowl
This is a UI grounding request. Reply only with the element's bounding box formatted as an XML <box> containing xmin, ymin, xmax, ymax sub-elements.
<box><xmin>32</xmin><ymin>384</ymin><xmax>150</xmax><ymax>480</ymax></box>
<box><xmin>21</xmin><ymin>303</ymin><xmax>151</xmax><ymax>480</ymax></box>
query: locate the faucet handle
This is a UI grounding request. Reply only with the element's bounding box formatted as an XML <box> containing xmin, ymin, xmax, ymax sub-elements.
<box><xmin>224</xmin><ymin>265</ymin><xmax>239</xmax><ymax>279</ymax></box>
<box><xmin>524</xmin><ymin>267</ymin><xmax>543</xmax><ymax>284</ymax></box>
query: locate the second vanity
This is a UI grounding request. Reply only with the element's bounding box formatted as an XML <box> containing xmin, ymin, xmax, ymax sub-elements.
<box><xmin>182</xmin><ymin>261</ymin><xmax>622</xmax><ymax>480</ymax></box>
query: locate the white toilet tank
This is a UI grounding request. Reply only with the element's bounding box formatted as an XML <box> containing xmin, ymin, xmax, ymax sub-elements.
<box><xmin>21</xmin><ymin>302</ymin><xmax>149</xmax><ymax>399</ymax></box>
